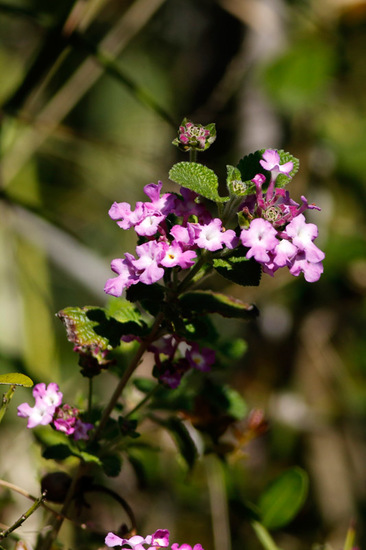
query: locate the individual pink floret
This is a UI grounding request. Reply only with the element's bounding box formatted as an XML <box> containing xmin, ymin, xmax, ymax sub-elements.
<box><xmin>170</xmin><ymin>224</ymin><xmax>196</xmax><ymax>248</ymax></box>
<box><xmin>240</xmin><ymin>218</ymin><xmax>279</xmax><ymax>263</ymax></box>
<box><xmin>284</xmin><ymin>214</ymin><xmax>325</xmax><ymax>263</ymax></box>
<box><xmin>109</xmin><ymin>201</ymin><xmax>146</xmax><ymax>230</ymax></box>
<box><xmin>133</xmin><ymin>241</ymin><xmax>166</xmax><ymax>285</ymax></box>
<box><xmin>160</xmin><ymin>241</ymin><xmax>196</xmax><ymax>269</ymax></box>
<box><xmin>17</xmin><ymin>401</ymin><xmax>55</xmax><ymax>429</ymax></box>
<box><xmin>194</xmin><ymin>218</ymin><xmax>237</xmax><ymax>252</ymax></box>
<box><xmin>104</xmin><ymin>253</ymin><xmax>139</xmax><ymax>297</ymax></box>
<box><xmin>289</xmin><ymin>254</ymin><xmax>324</xmax><ymax>283</ymax></box>
<box><xmin>259</xmin><ymin>149</ymin><xmax>294</xmax><ymax>178</ymax></box>
<box><xmin>143</xmin><ymin>182</ymin><xmax>177</xmax><ymax>215</ymax></box>
<box><xmin>33</xmin><ymin>382</ymin><xmax>63</xmax><ymax>409</ymax></box>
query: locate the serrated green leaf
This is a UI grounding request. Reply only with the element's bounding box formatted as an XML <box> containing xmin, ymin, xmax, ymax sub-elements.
<box><xmin>42</xmin><ymin>444</ymin><xmax>73</xmax><ymax>460</ymax></box>
<box><xmin>169</xmin><ymin>162</ymin><xmax>229</xmax><ymax>203</ymax></box>
<box><xmin>259</xmin><ymin>467</ymin><xmax>309</xmax><ymax>530</ymax></box>
<box><xmin>57</xmin><ymin>306</ymin><xmax>147</xmax><ymax>350</ymax></box>
<box><xmin>57</xmin><ymin>306</ymin><xmax>111</xmax><ymax>349</ymax></box>
<box><xmin>0</xmin><ymin>373</ymin><xmax>33</xmax><ymax>387</ymax></box>
<box><xmin>179</xmin><ymin>290</ymin><xmax>258</xmax><ymax>320</ymax></box>
<box><xmin>101</xmin><ymin>454</ymin><xmax>123</xmax><ymax>477</ymax></box>
<box><xmin>214</xmin><ymin>250</ymin><xmax>262</xmax><ymax>287</ymax></box>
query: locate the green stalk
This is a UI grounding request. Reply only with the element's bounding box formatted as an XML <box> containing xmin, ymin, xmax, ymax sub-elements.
<box><xmin>125</xmin><ymin>385</ymin><xmax>159</xmax><ymax>419</ymax></box>
<box><xmin>0</xmin><ymin>385</ymin><xmax>16</xmax><ymax>425</ymax></box>
<box><xmin>343</xmin><ymin>522</ymin><xmax>356</xmax><ymax>550</ymax></box>
<box><xmin>250</xmin><ymin>521</ymin><xmax>283</xmax><ymax>550</ymax></box>
<box><xmin>0</xmin><ymin>492</ymin><xmax>46</xmax><ymax>541</ymax></box>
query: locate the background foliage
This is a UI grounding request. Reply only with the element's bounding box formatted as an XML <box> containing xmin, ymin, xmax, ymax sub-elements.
<box><xmin>1</xmin><ymin>1</ymin><xmax>366</xmax><ymax>549</ymax></box>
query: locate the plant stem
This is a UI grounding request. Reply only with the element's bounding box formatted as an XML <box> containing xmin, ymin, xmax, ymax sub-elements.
<box><xmin>0</xmin><ymin>386</ymin><xmax>16</xmax><ymax>425</ymax></box>
<box><xmin>250</xmin><ymin>521</ymin><xmax>283</xmax><ymax>550</ymax></box>
<box><xmin>0</xmin><ymin>492</ymin><xmax>46</xmax><ymax>541</ymax></box>
<box><xmin>125</xmin><ymin>385</ymin><xmax>159</xmax><ymax>419</ymax></box>
<box><xmin>93</xmin><ymin>311</ymin><xmax>164</xmax><ymax>440</ymax></box>
<box><xmin>87</xmin><ymin>377</ymin><xmax>93</xmax><ymax>418</ymax></box>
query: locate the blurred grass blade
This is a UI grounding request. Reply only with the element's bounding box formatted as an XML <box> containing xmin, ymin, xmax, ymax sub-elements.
<box><xmin>2</xmin><ymin>0</ymin><xmax>168</xmax><ymax>185</ymax></box>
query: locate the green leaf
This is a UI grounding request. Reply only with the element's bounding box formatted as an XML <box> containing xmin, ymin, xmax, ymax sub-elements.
<box><xmin>133</xmin><ymin>378</ymin><xmax>157</xmax><ymax>394</ymax></box>
<box><xmin>154</xmin><ymin>416</ymin><xmax>197</xmax><ymax>469</ymax></box>
<box><xmin>221</xmin><ymin>386</ymin><xmax>247</xmax><ymax>419</ymax></box>
<box><xmin>101</xmin><ymin>454</ymin><xmax>123</xmax><ymax>477</ymax></box>
<box><xmin>57</xmin><ymin>306</ymin><xmax>112</xmax><ymax>349</ymax></box>
<box><xmin>57</xmin><ymin>305</ymin><xmax>147</xmax><ymax>350</ymax></box>
<box><xmin>0</xmin><ymin>373</ymin><xmax>33</xmax><ymax>387</ymax></box>
<box><xmin>179</xmin><ymin>290</ymin><xmax>258</xmax><ymax>320</ymax></box>
<box><xmin>106</xmin><ymin>297</ymin><xmax>144</xmax><ymax>324</ymax></box>
<box><xmin>214</xmin><ymin>250</ymin><xmax>262</xmax><ymax>287</ymax></box>
<box><xmin>42</xmin><ymin>444</ymin><xmax>73</xmax><ymax>460</ymax></box>
<box><xmin>126</xmin><ymin>283</ymin><xmax>165</xmax><ymax>316</ymax></box>
<box><xmin>237</xmin><ymin>151</ymin><xmax>270</xmax><ymax>192</ymax></box>
<box><xmin>259</xmin><ymin>467</ymin><xmax>309</xmax><ymax>530</ymax></box>
<box><xmin>76</xmin><ymin>451</ymin><xmax>102</xmax><ymax>466</ymax></box>
<box><xmin>169</xmin><ymin>162</ymin><xmax>229</xmax><ymax>203</ymax></box>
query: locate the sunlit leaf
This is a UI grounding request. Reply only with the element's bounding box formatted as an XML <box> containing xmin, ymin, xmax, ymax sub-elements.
<box><xmin>169</xmin><ymin>162</ymin><xmax>228</xmax><ymax>202</ymax></box>
<box><xmin>0</xmin><ymin>373</ymin><xmax>33</xmax><ymax>387</ymax></box>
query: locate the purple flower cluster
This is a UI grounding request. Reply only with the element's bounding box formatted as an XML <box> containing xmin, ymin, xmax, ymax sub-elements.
<box><xmin>105</xmin><ymin>528</ymin><xmax>203</xmax><ymax>550</ymax></box>
<box><xmin>105</xmin><ymin>149</ymin><xmax>324</xmax><ymax>294</ymax></box>
<box><xmin>17</xmin><ymin>383</ymin><xmax>93</xmax><ymax>440</ymax></box>
<box><xmin>239</xmin><ymin>150</ymin><xmax>325</xmax><ymax>282</ymax></box>
<box><xmin>105</xmin><ymin>182</ymin><xmax>237</xmax><ymax>297</ymax></box>
<box><xmin>149</xmin><ymin>335</ymin><xmax>216</xmax><ymax>389</ymax></box>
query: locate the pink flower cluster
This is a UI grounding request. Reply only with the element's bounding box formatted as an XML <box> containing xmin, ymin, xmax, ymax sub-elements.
<box><xmin>17</xmin><ymin>383</ymin><xmax>93</xmax><ymax>440</ymax></box>
<box><xmin>240</xmin><ymin>150</ymin><xmax>325</xmax><ymax>282</ymax></box>
<box><xmin>173</xmin><ymin>120</ymin><xmax>216</xmax><ymax>151</ymax></box>
<box><xmin>149</xmin><ymin>335</ymin><xmax>216</xmax><ymax>389</ymax></box>
<box><xmin>105</xmin><ymin>528</ymin><xmax>203</xmax><ymax>550</ymax></box>
<box><xmin>105</xmin><ymin>183</ymin><xmax>237</xmax><ymax>297</ymax></box>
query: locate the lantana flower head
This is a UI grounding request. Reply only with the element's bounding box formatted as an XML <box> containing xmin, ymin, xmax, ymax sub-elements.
<box><xmin>172</xmin><ymin>119</ymin><xmax>216</xmax><ymax>152</ymax></box>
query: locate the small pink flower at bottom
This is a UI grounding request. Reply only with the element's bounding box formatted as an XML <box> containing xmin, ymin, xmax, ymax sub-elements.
<box><xmin>105</xmin><ymin>530</ymin><xmax>169</xmax><ymax>550</ymax></box>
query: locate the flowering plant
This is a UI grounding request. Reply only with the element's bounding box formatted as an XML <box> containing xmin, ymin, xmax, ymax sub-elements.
<box><xmin>1</xmin><ymin>120</ymin><xmax>354</xmax><ymax>550</ymax></box>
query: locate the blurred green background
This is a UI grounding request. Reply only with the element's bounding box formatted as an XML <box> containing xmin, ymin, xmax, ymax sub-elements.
<box><xmin>1</xmin><ymin>0</ymin><xmax>366</xmax><ymax>549</ymax></box>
